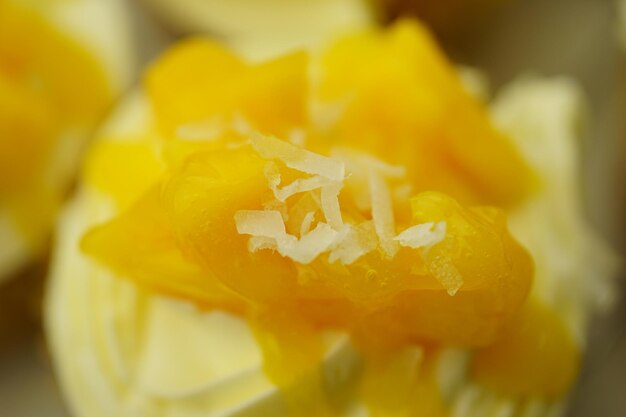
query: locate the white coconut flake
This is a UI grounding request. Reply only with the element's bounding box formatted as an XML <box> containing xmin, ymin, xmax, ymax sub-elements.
<box><xmin>279</xmin><ymin>223</ymin><xmax>338</xmax><ymax>264</ymax></box>
<box><xmin>369</xmin><ymin>170</ymin><xmax>399</xmax><ymax>258</ymax></box>
<box><xmin>321</xmin><ymin>182</ymin><xmax>344</xmax><ymax>230</ymax></box>
<box><xmin>273</xmin><ymin>175</ymin><xmax>337</xmax><ymax>202</ymax></box>
<box><xmin>300</xmin><ymin>211</ymin><xmax>316</xmax><ymax>237</ymax></box>
<box><xmin>262</xmin><ymin>198</ymin><xmax>289</xmax><ymax>222</ymax></box>
<box><xmin>395</xmin><ymin>221</ymin><xmax>447</xmax><ymax>251</ymax></box>
<box><xmin>248</xmin><ymin>236</ymin><xmax>278</xmax><ymax>253</ymax></box>
<box><xmin>287</xmin><ymin>193</ymin><xmax>321</xmax><ymax>234</ymax></box>
<box><xmin>234</xmin><ymin>210</ymin><xmax>286</xmax><ymax>239</ymax></box>
<box><xmin>426</xmin><ymin>253</ymin><xmax>464</xmax><ymax>296</ymax></box>
<box><xmin>263</xmin><ymin>162</ymin><xmax>282</xmax><ymax>191</ymax></box>
<box><xmin>333</xmin><ymin>148</ymin><xmax>407</xmax><ymax>213</ymax></box>
<box><xmin>250</xmin><ymin>133</ymin><xmax>344</xmax><ymax>181</ymax></box>
<box><xmin>332</xmin><ymin>148</ymin><xmax>406</xmax><ymax>179</ymax></box>
<box><xmin>235</xmin><ymin>209</ymin><xmax>337</xmax><ymax>264</ymax></box>
<box><xmin>329</xmin><ymin>222</ymin><xmax>378</xmax><ymax>265</ymax></box>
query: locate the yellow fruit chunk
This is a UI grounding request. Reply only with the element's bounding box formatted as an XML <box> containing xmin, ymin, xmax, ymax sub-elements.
<box><xmin>145</xmin><ymin>38</ymin><xmax>309</xmax><ymax>138</ymax></box>
<box><xmin>471</xmin><ymin>299</ymin><xmax>580</xmax><ymax>398</ymax></box>
<box><xmin>163</xmin><ymin>146</ymin><xmax>300</xmax><ymax>302</ymax></box>
<box><xmin>82</xmin><ymin>186</ymin><xmax>248</xmax><ymax>315</ymax></box>
<box><xmin>351</xmin><ymin>192</ymin><xmax>532</xmax><ymax>347</ymax></box>
<box><xmin>317</xmin><ymin>20</ymin><xmax>532</xmax><ymax>207</ymax></box>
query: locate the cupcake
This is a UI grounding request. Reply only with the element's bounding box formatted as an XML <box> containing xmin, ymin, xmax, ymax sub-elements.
<box><xmin>45</xmin><ymin>20</ymin><xmax>616</xmax><ymax>417</ymax></box>
<box><xmin>0</xmin><ymin>0</ymin><xmax>133</xmax><ymax>282</ymax></box>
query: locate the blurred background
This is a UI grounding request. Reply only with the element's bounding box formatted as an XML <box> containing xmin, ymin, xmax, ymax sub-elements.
<box><xmin>0</xmin><ymin>0</ymin><xmax>624</xmax><ymax>415</ymax></box>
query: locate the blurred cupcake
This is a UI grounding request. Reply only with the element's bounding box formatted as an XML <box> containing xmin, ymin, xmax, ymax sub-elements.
<box><xmin>0</xmin><ymin>0</ymin><xmax>134</xmax><ymax>282</ymax></box>
<box><xmin>139</xmin><ymin>0</ymin><xmax>374</xmax><ymax>60</ymax></box>
<box><xmin>46</xmin><ymin>20</ymin><xmax>616</xmax><ymax>417</ymax></box>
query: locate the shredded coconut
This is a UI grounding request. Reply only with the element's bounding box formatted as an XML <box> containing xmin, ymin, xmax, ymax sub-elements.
<box><xmin>248</xmin><ymin>236</ymin><xmax>278</xmax><ymax>253</ymax></box>
<box><xmin>332</xmin><ymin>148</ymin><xmax>406</xmax><ymax>179</ymax></box>
<box><xmin>300</xmin><ymin>211</ymin><xmax>316</xmax><ymax>237</ymax></box>
<box><xmin>321</xmin><ymin>182</ymin><xmax>344</xmax><ymax>230</ymax></box>
<box><xmin>250</xmin><ymin>133</ymin><xmax>344</xmax><ymax>181</ymax></box>
<box><xmin>328</xmin><ymin>222</ymin><xmax>378</xmax><ymax>264</ymax></box>
<box><xmin>369</xmin><ymin>170</ymin><xmax>399</xmax><ymax>258</ymax></box>
<box><xmin>235</xmin><ymin>209</ymin><xmax>338</xmax><ymax>264</ymax></box>
<box><xmin>238</xmin><ymin>136</ymin><xmax>450</xmax><ymax>273</ymax></box>
<box><xmin>395</xmin><ymin>221</ymin><xmax>446</xmax><ymax>251</ymax></box>
<box><xmin>283</xmin><ymin>223</ymin><xmax>338</xmax><ymax>264</ymax></box>
<box><xmin>234</xmin><ymin>210</ymin><xmax>286</xmax><ymax>239</ymax></box>
<box><xmin>272</xmin><ymin>175</ymin><xmax>337</xmax><ymax>202</ymax></box>
<box><xmin>425</xmin><ymin>253</ymin><xmax>463</xmax><ymax>296</ymax></box>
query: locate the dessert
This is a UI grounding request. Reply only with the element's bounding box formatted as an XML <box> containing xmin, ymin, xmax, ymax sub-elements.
<box><xmin>46</xmin><ymin>20</ymin><xmax>616</xmax><ymax>417</ymax></box>
<box><xmin>0</xmin><ymin>0</ymin><xmax>133</xmax><ymax>282</ymax></box>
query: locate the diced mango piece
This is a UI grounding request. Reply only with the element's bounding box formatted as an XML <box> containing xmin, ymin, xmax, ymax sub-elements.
<box><xmin>145</xmin><ymin>39</ymin><xmax>309</xmax><ymax>138</ymax></box>
<box><xmin>317</xmin><ymin>21</ymin><xmax>533</xmax><ymax>207</ymax></box>
<box><xmin>162</xmin><ymin>146</ymin><xmax>303</xmax><ymax>302</ymax></box>
<box><xmin>82</xmin><ymin>186</ymin><xmax>248</xmax><ymax>315</ymax></box>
